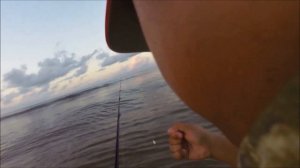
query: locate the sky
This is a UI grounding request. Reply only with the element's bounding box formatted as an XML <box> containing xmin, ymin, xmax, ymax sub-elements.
<box><xmin>1</xmin><ymin>0</ymin><xmax>156</xmax><ymax>117</ymax></box>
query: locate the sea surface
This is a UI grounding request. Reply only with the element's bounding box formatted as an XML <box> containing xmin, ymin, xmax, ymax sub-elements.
<box><xmin>1</xmin><ymin>69</ymin><xmax>229</xmax><ymax>168</ymax></box>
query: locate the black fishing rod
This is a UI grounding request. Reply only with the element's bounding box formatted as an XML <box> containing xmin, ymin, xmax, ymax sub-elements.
<box><xmin>114</xmin><ymin>80</ymin><xmax>122</xmax><ymax>168</ymax></box>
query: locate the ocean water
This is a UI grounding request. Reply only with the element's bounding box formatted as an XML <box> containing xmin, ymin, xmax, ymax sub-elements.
<box><xmin>1</xmin><ymin>69</ymin><xmax>229</xmax><ymax>168</ymax></box>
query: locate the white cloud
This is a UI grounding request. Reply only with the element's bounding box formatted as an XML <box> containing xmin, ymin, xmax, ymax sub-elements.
<box><xmin>3</xmin><ymin>50</ymin><xmax>96</xmax><ymax>90</ymax></box>
<box><xmin>1</xmin><ymin>50</ymin><xmax>156</xmax><ymax>117</ymax></box>
<box><xmin>99</xmin><ymin>53</ymin><xmax>138</xmax><ymax>67</ymax></box>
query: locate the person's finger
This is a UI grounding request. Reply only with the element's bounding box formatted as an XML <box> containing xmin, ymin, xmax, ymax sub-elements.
<box><xmin>181</xmin><ymin>148</ymin><xmax>189</xmax><ymax>159</ymax></box>
<box><xmin>168</xmin><ymin>131</ymin><xmax>183</xmax><ymax>145</ymax></box>
<box><xmin>169</xmin><ymin>143</ymin><xmax>181</xmax><ymax>153</ymax></box>
<box><xmin>167</xmin><ymin>127</ymin><xmax>182</xmax><ymax>136</ymax></box>
<box><xmin>171</xmin><ymin>151</ymin><xmax>183</xmax><ymax>160</ymax></box>
<box><xmin>170</xmin><ymin>122</ymin><xmax>191</xmax><ymax>132</ymax></box>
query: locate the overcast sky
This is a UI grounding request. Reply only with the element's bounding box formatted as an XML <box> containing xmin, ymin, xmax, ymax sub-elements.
<box><xmin>1</xmin><ymin>1</ymin><xmax>156</xmax><ymax>117</ymax></box>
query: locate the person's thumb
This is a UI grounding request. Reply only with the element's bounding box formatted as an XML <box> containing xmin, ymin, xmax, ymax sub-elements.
<box><xmin>170</xmin><ymin>122</ymin><xmax>192</xmax><ymax>133</ymax></box>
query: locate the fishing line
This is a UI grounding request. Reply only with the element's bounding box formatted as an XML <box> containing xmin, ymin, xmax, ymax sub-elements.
<box><xmin>114</xmin><ymin>80</ymin><xmax>122</xmax><ymax>168</ymax></box>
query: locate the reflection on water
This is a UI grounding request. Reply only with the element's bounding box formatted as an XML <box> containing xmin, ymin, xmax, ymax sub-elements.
<box><xmin>1</xmin><ymin>69</ymin><xmax>229</xmax><ymax>168</ymax></box>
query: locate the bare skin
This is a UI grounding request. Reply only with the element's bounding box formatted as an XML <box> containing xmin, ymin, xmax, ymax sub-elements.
<box><xmin>168</xmin><ymin>123</ymin><xmax>238</xmax><ymax>167</ymax></box>
<box><xmin>133</xmin><ymin>1</ymin><xmax>299</xmax><ymax>146</ymax></box>
<box><xmin>131</xmin><ymin>1</ymin><xmax>299</xmax><ymax>166</ymax></box>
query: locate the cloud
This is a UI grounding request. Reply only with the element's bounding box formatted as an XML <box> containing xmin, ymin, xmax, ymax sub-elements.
<box><xmin>3</xmin><ymin>50</ymin><xmax>96</xmax><ymax>90</ymax></box>
<box><xmin>97</xmin><ymin>53</ymin><xmax>138</xmax><ymax>67</ymax></box>
<box><xmin>96</xmin><ymin>52</ymin><xmax>109</xmax><ymax>60</ymax></box>
<box><xmin>73</xmin><ymin>51</ymin><xmax>95</xmax><ymax>77</ymax></box>
<box><xmin>1</xmin><ymin>50</ymin><xmax>156</xmax><ymax>117</ymax></box>
<box><xmin>2</xmin><ymin>91</ymin><xmax>19</xmax><ymax>104</ymax></box>
<box><xmin>74</xmin><ymin>64</ymin><xmax>88</xmax><ymax>77</ymax></box>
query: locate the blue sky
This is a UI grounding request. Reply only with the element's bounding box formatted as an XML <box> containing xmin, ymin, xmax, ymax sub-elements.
<box><xmin>1</xmin><ymin>0</ymin><xmax>107</xmax><ymax>74</ymax></box>
<box><xmin>1</xmin><ymin>0</ymin><xmax>156</xmax><ymax>116</ymax></box>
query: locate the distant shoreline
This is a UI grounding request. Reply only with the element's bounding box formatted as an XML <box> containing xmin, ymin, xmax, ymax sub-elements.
<box><xmin>1</xmin><ymin>68</ymin><xmax>157</xmax><ymax>120</ymax></box>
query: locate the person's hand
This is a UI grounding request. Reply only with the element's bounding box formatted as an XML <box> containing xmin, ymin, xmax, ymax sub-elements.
<box><xmin>167</xmin><ymin>123</ymin><xmax>212</xmax><ymax>160</ymax></box>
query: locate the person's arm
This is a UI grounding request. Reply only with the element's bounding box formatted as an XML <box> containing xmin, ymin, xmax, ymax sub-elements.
<box><xmin>209</xmin><ymin>133</ymin><xmax>238</xmax><ymax>167</ymax></box>
<box><xmin>168</xmin><ymin>123</ymin><xmax>238</xmax><ymax>167</ymax></box>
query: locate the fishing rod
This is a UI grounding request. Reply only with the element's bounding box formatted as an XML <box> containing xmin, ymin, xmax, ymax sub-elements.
<box><xmin>114</xmin><ymin>80</ymin><xmax>122</xmax><ymax>168</ymax></box>
<box><xmin>112</xmin><ymin>76</ymin><xmax>191</xmax><ymax>166</ymax></box>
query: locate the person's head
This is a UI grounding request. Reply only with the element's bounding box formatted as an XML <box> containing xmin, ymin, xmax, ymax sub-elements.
<box><xmin>107</xmin><ymin>1</ymin><xmax>299</xmax><ymax>144</ymax></box>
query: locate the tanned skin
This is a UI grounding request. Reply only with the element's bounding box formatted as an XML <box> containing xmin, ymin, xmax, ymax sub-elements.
<box><xmin>132</xmin><ymin>1</ymin><xmax>299</xmax><ymax>166</ymax></box>
<box><xmin>133</xmin><ymin>0</ymin><xmax>299</xmax><ymax>145</ymax></box>
<box><xmin>168</xmin><ymin>123</ymin><xmax>238</xmax><ymax>166</ymax></box>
